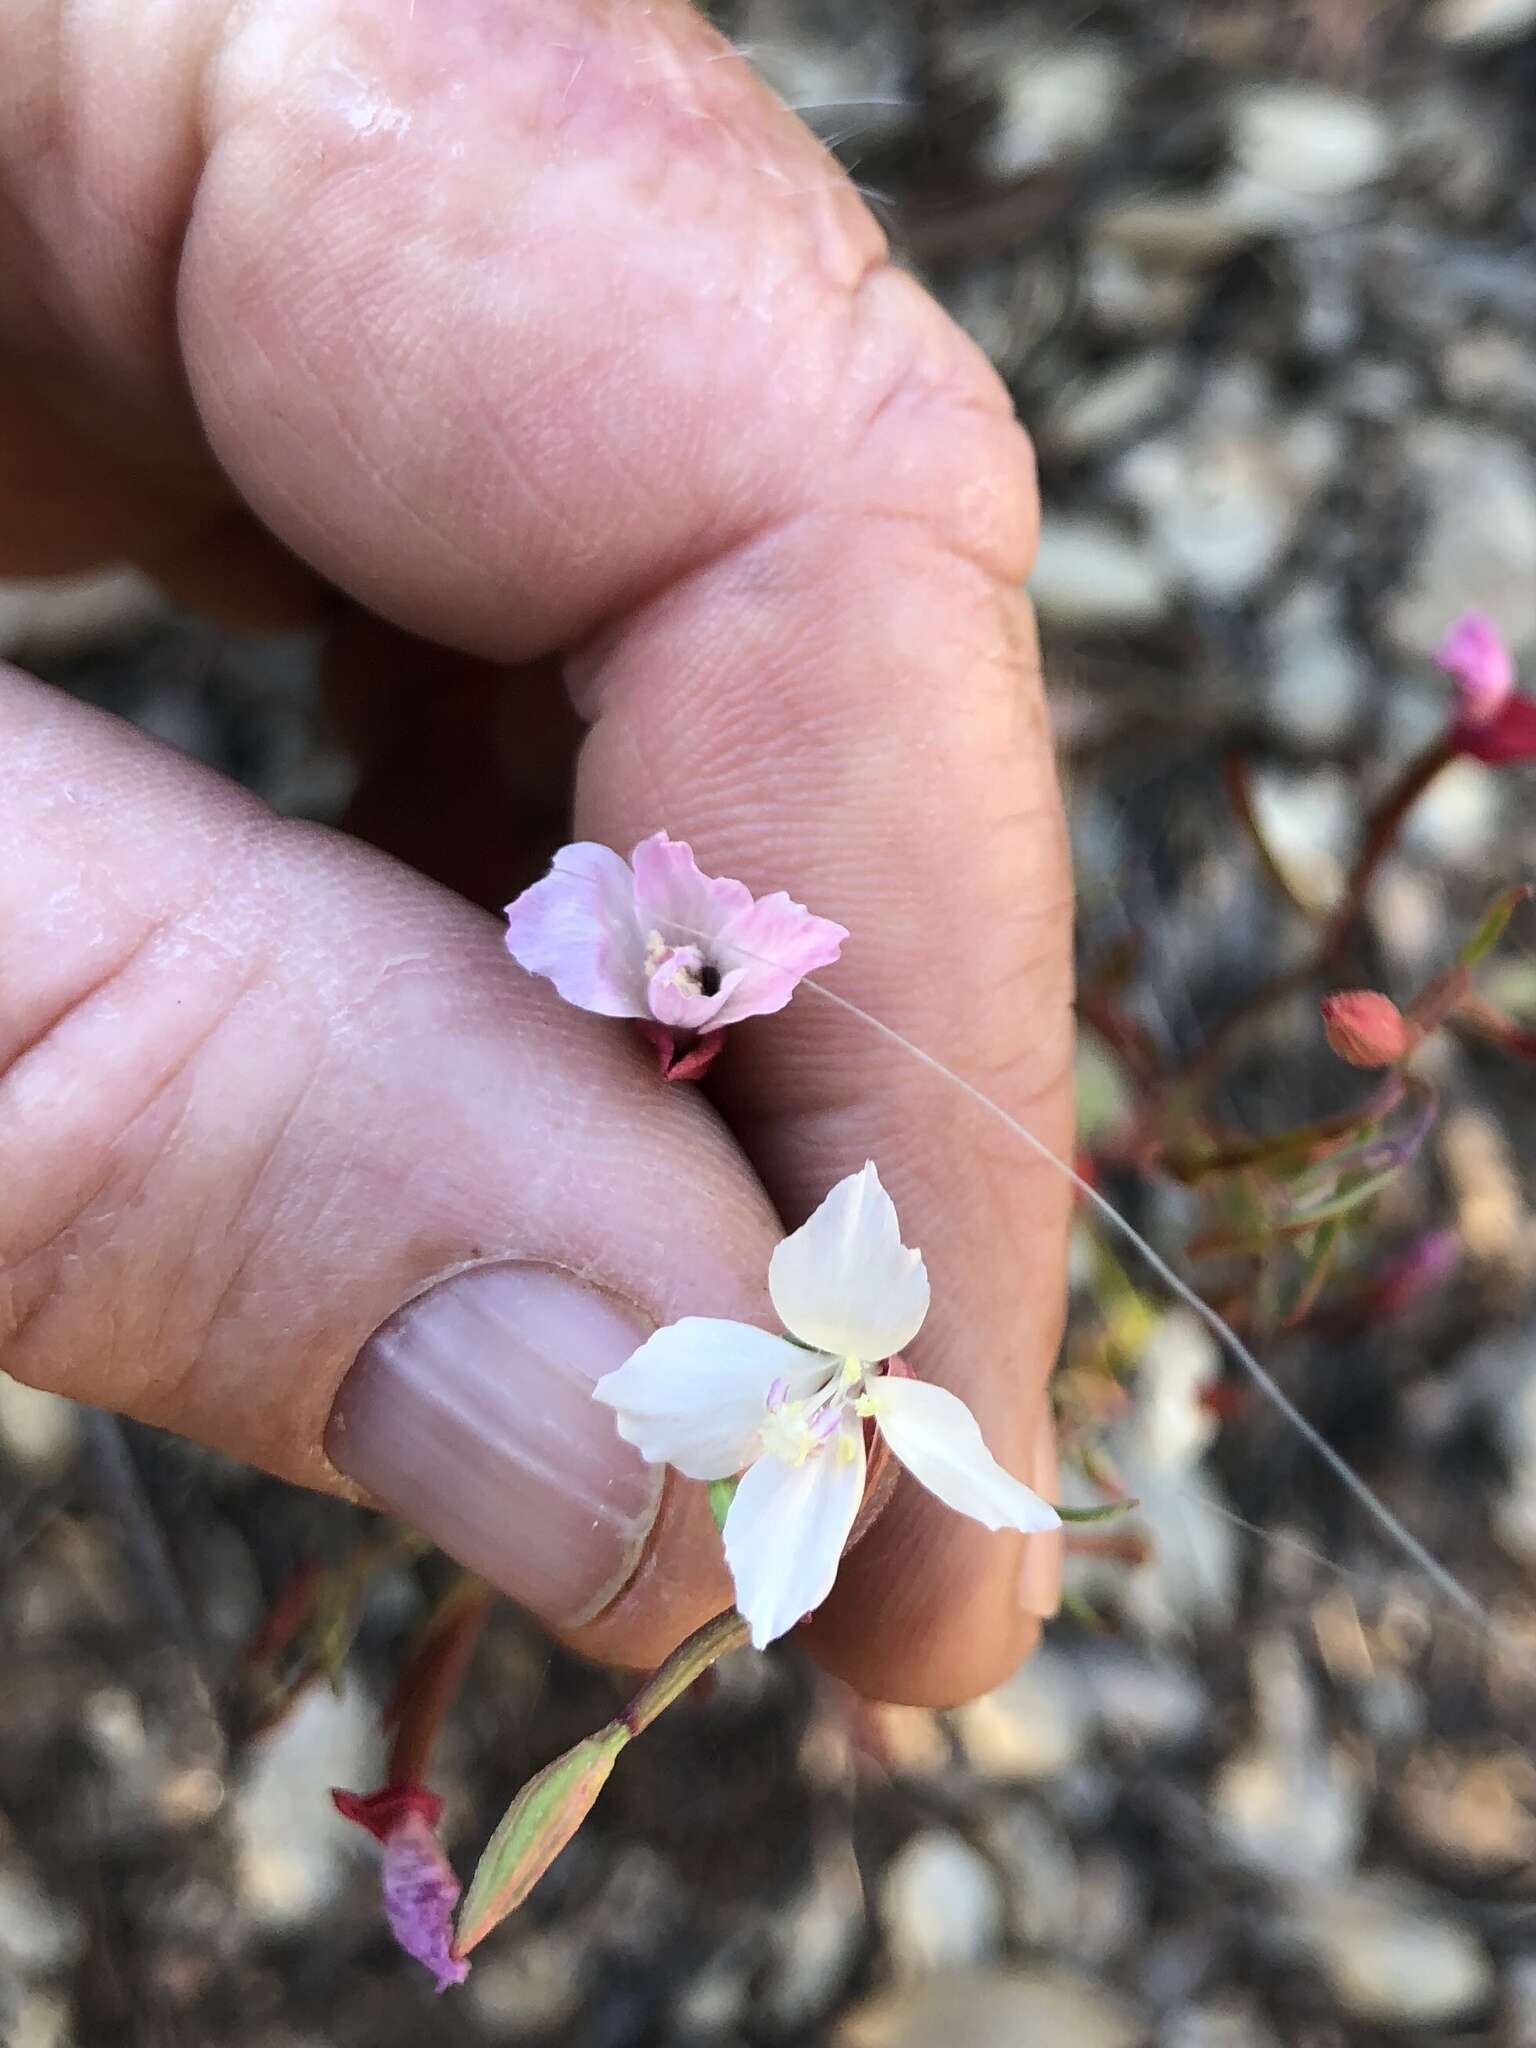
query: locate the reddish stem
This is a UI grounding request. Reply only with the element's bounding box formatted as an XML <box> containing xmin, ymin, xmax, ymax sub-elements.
<box><xmin>386</xmin><ymin>1579</ymin><xmax>496</xmax><ymax>1792</ymax></box>
<box><xmin>1183</xmin><ymin>734</ymin><xmax>1457</xmax><ymax>1084</ymax></box>
<box><xmin>1223</xmin><ymin>753</ymin><xmax>1320</xmax><ymax>921</ymax></box>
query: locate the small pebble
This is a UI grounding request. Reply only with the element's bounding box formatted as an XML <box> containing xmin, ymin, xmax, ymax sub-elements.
<box><xmin>0</xmin><ymin>1868</ymin><xmax>85</xmax><ymax>1978</ymax></box>
<box><xmin>982</xmin><ymin>42</ymin><xmax>1127</xmax><ymax>178</ymax></box>
<box><xmin>759</xmin><ymin>1837</ymin><xmax>865</xmax><ymax>2028</ymax></box>
<box><xmin>1386</xmin><ymin>421</ymin><xmax>1536</xmax><ymax>659</ymax></box>
<box><xmin>1286</xmin><ymin>1878</ymin><xmax>1493</xmax><ymax>2026</ymax></box>
<box><xmin>838</xmin><ymin>1966</ymin><xmax>1145</xmax><ymax>2048</ymax></box>
<box><xmin>1114</xmin><ymin>373</ymin><xmax>1336</xmax><ymax>602</ymax></box>
<box><xmin>952</xmin><ymin>1645</ymin><xmax>1090</xmax><ymax>1780</ymax></box>
<box><xmin>232</xmin><ymin>1684</ymin><xmax>383</xmax><ymax>1926</ymax></box>
<box><xmin>1429</xmin><ymin>0</ymin><xmax>1536</xmax><ymax>45</ymax></box>
<box><xmin>1230</xmin><ymin>86</ymin><xmax>1393</xmax><ymax>197</ymax></box>
<box><xmin>1029</xmin><ymin>516</ymin><xmax>1173</xmax><ymax>629</ymax></box>
<box><xmin>879</xmin><ymin>1831</ymin><xmax>1005</xmax><ymax>1976</ymax></box>
<box><xmin>0</xmin><ymin>1378</ymin><xmax>78</xmax><ymax>1477</ymax></box>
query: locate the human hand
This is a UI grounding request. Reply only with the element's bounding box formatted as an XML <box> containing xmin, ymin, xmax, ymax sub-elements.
<box><xmin>0</xmin><ymin>0</ymin><xmax>1072</xmax><ymax>1705</ymax></box>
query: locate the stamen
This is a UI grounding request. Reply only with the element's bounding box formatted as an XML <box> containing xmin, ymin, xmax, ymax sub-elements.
<box><xmin>809</xmin><ymin>1404</ymin><xmax>842</xmax><ymax>1443</ymax></box>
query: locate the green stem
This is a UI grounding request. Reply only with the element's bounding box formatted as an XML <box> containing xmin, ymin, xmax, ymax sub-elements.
<box><xmin>454</xmin><ymin>1607</ymin><xmax>749</xmax><ymax>1959</ymax></box>
<box><xmin>622</xmin><ymin>1608</ymin><xmax>750</xmax><ymax>1735</ymax></box>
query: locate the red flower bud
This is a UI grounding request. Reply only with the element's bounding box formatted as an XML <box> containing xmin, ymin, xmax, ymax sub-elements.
<box><xmin>1454</xmin><ymin>690</ymin><xmax>1536</xmax><ymax>765</ymax></box>
<box><xmin>1320</xmin><ymin>991</ymin><xmax>1415</xmax><ymax>1068</ymax></box>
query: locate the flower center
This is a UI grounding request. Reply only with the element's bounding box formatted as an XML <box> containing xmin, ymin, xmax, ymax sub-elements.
<box><xmin>758</xmin><ymin>1360</ymin><xmax>870</xmax><ymax>1465</ymax></box>
<box><xmin>643</xmin><ymin>931</ymin><xmax>722</xmax><ymax>1001</ymax></box>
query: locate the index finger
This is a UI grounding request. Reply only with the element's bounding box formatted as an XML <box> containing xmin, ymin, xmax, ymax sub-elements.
<box><xmin>5</xmin><ymin>0</ymin><xmax>1073</xmax><ymax>1701</ymax></box>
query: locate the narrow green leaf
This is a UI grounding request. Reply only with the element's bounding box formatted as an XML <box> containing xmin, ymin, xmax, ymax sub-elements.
<box><xmin>1163</xmin><ymin>1076</ymin><xmax>1404</xmax><ymax>1184</ymax></box>
<box><xmin>1283</xmin><ymin>1216</ymin><xmax>1341</xmax><ymax>1328</ymax></box>
<box><xmin>1280</xmin><ymin>1166</ymin><xmax>1401</xmax><ymax>1234</ymax></box>
<box><xmin>1055</xmin><ymin>1498</ymin><xmax>1139</xmax><ymax>1525</ymax></box>
<box><xmin>1189</xmin><ymin>1165</ymin><xmax>1402</xmax><ymax>1258</ymax></box>
<box><xmin>1058</xmin><ymin>1589</ymin><xmax>1111</xmax><ymax>1631</ymax></box>
<box><xmin>1459</xmin><ymin>883</ymin><xmax>1532</xmax><ymax>968</ymax></box>
<box><xmin>455</xmin><ymin>1724</ymin><xmax>628</xmax><ymax>1958</ymax></box>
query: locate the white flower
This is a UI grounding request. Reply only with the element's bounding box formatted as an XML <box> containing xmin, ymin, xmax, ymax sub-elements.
<box><xmin>593</xmin><ymin>1164</ymin><xmax>1060</xmax><ymax>1649</ymax></box>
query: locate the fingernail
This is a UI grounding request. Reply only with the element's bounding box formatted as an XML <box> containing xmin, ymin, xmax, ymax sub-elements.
<box><xmin>326</xmin><ymin>1264</ymin><xmax>663</xmax><ymax>1628</ymax></box>
<box><xmin>1019</xmin><ymin>1401</ymin><xmax>1063</xmax><ymax>1621</ymax></box>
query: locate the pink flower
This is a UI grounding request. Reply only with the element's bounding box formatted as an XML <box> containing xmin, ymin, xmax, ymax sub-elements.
<box><xmin>1434</xmin><ymin>612</ymin><xmax>1536</xmax><ymax>764</ymax></box>
<box><xmin>504</xmin><ymin>833</ymin><xmax>847</xmax><ymax>1034</ymax></box>
<box><xmin>333</xmin><ymin>1785</ymin><xmax>469</xmax><ymax>1993</ymax></box>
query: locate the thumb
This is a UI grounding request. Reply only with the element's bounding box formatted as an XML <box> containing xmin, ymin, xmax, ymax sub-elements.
<box><xmin>0</xmin><ymin>665</ymin><xmax>781</xmax><ymax>1668</ymax></box>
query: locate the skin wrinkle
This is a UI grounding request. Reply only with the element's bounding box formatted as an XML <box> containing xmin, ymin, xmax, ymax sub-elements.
<box><xmin>1</xmin><ymin>971</ymin><xmax>254</xmax><ymax>1374</ymax></box>
<box><xmin>154</xmin><ymin>1049</ymin><xmax>333</xmax><ymax>1395</ymax></box>
<box><xmin>0</xmin><ymin>779</ymin><xmax>291</xmax><ymax>1364</ymax></box>
<box><xmin>0</xmin><ymin>906</ymin><xmax>172</xmax><ymax>1075</ymax></box>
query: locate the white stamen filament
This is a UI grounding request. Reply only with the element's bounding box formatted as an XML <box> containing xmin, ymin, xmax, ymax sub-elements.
<box><xmin>758</xmin><ymin>1354</ymin><xmax>878</xmax><ymax>1467</ymax></box>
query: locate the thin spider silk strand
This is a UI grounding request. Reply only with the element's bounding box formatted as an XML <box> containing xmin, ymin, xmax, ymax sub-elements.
<box><xmin>788</xmin><ymin>971</ymin><xmax>1511</xmax><ymax>1652</ymax></box>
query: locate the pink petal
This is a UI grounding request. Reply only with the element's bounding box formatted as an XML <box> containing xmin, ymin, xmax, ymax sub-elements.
<box><xmin>504</xmin><ymin>843</ymin><xmax>646</xmax><ymax>1017</ymax></box>
<box><xmin>710</xmin><ymin>889</ymin><xmax>848</xmax><ymax>1027</ymax></box>
<box><xmin>630</xmin><ymin>831</ymin><xmax>756</xmax><ymax>951</ymax></box>
<box><xmin>1434</xmin><ymin>611</ymin><xmax>1515</xmax><ymax>727</ymax></box>
<box><xmin>381</xmin><ymin>1810</ymin><xmax>470</xmax><ymax>1994</ymax></box>
<box><xmin>333</xmin><ymin>1786</ymin><xmax>469</xmax><ymax>1994</ymax></box>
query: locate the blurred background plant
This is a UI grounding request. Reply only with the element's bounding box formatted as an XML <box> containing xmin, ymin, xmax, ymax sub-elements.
<box><xmin>6</xmin><ymin>2</ymin><xmax>1536</xmax><ymax>2043</ymax></box>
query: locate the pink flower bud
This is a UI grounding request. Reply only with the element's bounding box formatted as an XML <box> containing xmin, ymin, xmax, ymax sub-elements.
<box><xmin>1320</xmin><ymin>991</ymin><xmax>1414</xmax><ymax>1068</ymax></box>
<box><xmin>1434</xmin><ymin>611</ymin><xmax>1515</xmax><ymax>727</ymax></box>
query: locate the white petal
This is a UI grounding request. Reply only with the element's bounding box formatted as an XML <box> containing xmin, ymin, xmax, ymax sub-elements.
<box><xmin>768</xmin><ymin>1162</ymin><xmax>929</xmax><ymax>1361</ymax></box>
<box><xmin>722</xmin><ymin>1423</ymin><xmax>866</xmax><ymax>1648</ymax></box>
<box><xmin>865</xmin><ymin>1377</ymin><xmax>1061</xmax><ymax>1533</ymax></box>
<box><xmin>593</xmin><ymin>1319</ymin><xmax>829</xmax><ymax>1481</ymax></box>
